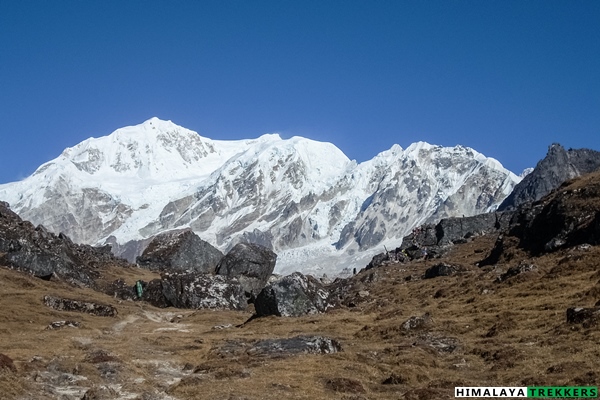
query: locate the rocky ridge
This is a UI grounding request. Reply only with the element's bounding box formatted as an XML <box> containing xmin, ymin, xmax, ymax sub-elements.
<box><xmin>498</xmin><ymin>143</ymin><xmax>600</xmax><ymax>210</ymax></box>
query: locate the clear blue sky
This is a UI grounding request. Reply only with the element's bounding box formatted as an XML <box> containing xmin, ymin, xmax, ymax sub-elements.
<box><xmin>1</xmin><ymin>1</ymin><xmax>599</xmax><ymax>183</ymax></box>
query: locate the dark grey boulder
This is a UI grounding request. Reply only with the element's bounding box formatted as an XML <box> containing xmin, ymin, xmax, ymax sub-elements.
<box><xmin>136</xmin><ymin>229</ymin><xmax>223</xmax><ymax>273</ymax></box>
<box><xmin>141</xmin><ymin>279</ymin><xmax>170</xmax><ymax>308</ymax></box>
<box><xmin>254</xmin><ymin>272</ymin><xmax>333</xmax><ymax>317</ymax></box>
<box><xmin>566</xmin><ymin>307</ymin><xmax>600</xmax><ymax>328</ymax></box>
<box><xmin>424</xmin><ymin>263</ymin><xmax>460</xmax><ymax>279</ymax></box>
<box><xmin>215</xmin><ymin>243</ymin><xmax>276</xmax><ymax>300</ymax></box>
<box><xmin>365</xmin><ymin>252</ymin><xmax>390</xmax><ymax>270</ymax></box>
<box><xmin>43</xmin><ymin>295</ymin><xmax>117</xmax><ymax>317</ymax></box>
<box><xmin>142</xmin><ymin>272</ymin><xmax>247</xmax><ymax>310</ymax></box>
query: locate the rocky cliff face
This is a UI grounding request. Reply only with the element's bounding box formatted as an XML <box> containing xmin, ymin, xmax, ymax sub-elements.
<box><xmin>498</xmin><ymin>143</ymin><xmax>600</xmax><ymax>211</ymax></box>
<box><xmin>0</xmin><ymin>201</ymin><xmax>129</xmax><ymax>287</ymax></box>
<box><xmin>0</xmin><ymin>118</ymin><xmax>521</xmax><ymax>275</ymax></box>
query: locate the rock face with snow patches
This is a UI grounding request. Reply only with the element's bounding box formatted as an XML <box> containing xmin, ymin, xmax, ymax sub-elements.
<box><xmin>0</xmin><ymin>118</ymin><xmax>521</xmax><ymax>276</ymax></box>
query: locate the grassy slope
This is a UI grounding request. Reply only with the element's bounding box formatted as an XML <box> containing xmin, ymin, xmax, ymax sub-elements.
<box><xmin>1</xmin><ymin>236</ymin><xmax>599</xmax><ymax>399</ymax></box>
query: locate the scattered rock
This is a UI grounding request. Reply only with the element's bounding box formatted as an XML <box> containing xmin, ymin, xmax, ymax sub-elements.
<box><xmin>216</xmin><ymin>336</ymin><xmax>342</xmax><ymax>358</ymax></box>
<box><xmin>215</xmin><ymin>243</ymin><xmax>277</xmax><ymax>300</ymax></box>
<box><xmin>413</xmin><ymin>334</ymin><xmax>460</xmax><ymax>353</ymax></box>
<box><xmin>401</xmin><ymin>313</ymin><xmax>432</xmax><ymax>331</ymax></box>
<box><xmin>45</xmin><ymin>320</ymin><xmax>81</xmax><ymax>330</ymax></box>
<box><xmin>254</xmin><ymin>272</ymin><xmax>333</xmax><ymax>317</ymax></box>
<box><xmin>212</xmin><ymin>324</ymin><xmax>233</xmax><ymax>330</ymax></box>
<box><xmin>382</xmin><ymin>373</ymin><xmax>406</xmax><ymax>385</ymax></box>
<box><xmin>424</xmin><ymin>263</ymin><xmax>460</xmax><ymax>279</ymax></box>
<box><xmin>324</xmin><ymin>377</ymin><xmax>366</xmax><ymax>394</ymax></box>
<box><xmin>0</xmin><ymin>353</ymin><xmax>16</xmax><ymax>372</ymax></box>
<box><xmin>136</xmin><ymin>229</ymin><xmax>223</xmax><ymax>273</ymax></box>
<box><xmin>43</xmin><ymin>295</ymin><xmax>117</xmax><ymax>317</ymax></box>
<box><xmin>81</xmin><ymin>385</ymin><xmax>120</xmax><ymax>400</ymax></box>
<box><xmin>496</xmin><ymin>263</ymin><xmax>537</xmax><ymax>283</ymax></box>
<box><xmin>84</xmin><ymin>350</ymin><xmax>119</xmax><ymax>364</ymax></box>
<box><xmin>566</xmin><ymin>307</ymin><xmax>600</xmax><ymax>328</ymax></box>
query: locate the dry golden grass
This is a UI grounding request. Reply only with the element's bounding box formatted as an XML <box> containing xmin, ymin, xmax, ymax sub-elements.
<box><xmin>1</xmin><ymin>235</ymin><xmax>599</xmax><ymax>399</ymax></box>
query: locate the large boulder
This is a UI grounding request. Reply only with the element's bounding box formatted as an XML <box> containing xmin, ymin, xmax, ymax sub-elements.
<box><xmin>136</xmin><ymin>229</ymin><xmax>223</xmax><ymax>273</ymax></box>
<box><xmin>142</xmin><ymin>272</ymin><xmax>247</xmax><ymax>310</ymax></box>
<box><xmin>566</xmin><ymin>307</ymin><xmax>600</xmax><ymax>328</ymax></box>
<box><xmin>424</xmin><ymin>263</ymin><xmax>460</xmax><ymax>279</ymax></box>
<box><xmin>215</xmin><ymin>243</ymin><xmax>276</xmax><ymax>300</ymax></box>
<box><xmin>254</xmin><ymin>272</ymin><xmax>333</xmax><ymax>317</ymax></box>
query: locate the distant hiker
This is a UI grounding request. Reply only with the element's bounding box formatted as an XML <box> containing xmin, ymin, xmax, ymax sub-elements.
<box><xmin>135</xmin><ymin>280</ymin><xmax>143</xmax><ymax>298</ymax></box>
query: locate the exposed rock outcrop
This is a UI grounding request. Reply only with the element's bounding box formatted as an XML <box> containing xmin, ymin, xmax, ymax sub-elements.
<box><xmin>215</xmin><ymin>243</ymin><xmax>276</xmax><ymax>300</ymax></box>
<box><xmin>215</xmin><ymin>336</ymin><xmax>342</xmax><ymax>358</ymax></box>
<box><xmin>254</xmin><ymin>272</ymin><xmax>333</xmax><ymax>317</ymax></box>
<box><xmin>424</xmin><ymin>263</ymin><xmax>460</xmax><ymax>279</ymax></box>
<box><xmin>136</xmin><ymin>229</ymin><xmax>223</xmax><ymax>273</ymax></box>
<box><xmin>482</xmin><ymin>171</ymin><xmax>600</xmax><ymax>262</ymax></box>
<box><xmin>0</xmin><ymin>201</ymin><xmax>130</xmax><ymax>288</ymax></box>
<box><xmin>499</xmin><ymin>143</ymin><xmax>600</xmax><ymax>211</ymax></box>
<box><xmin>366</xmin><ymin>211</ymin><xmax>513</xmax><ymax>269</ymax></box>
<box><xmin>496</xmin><ymin>263</ymin><xmax>537</xmax><ymax>283</ymax></box>
<box><xmin>42</xmin><ymin>295</ymin><xmax>117</xmax><ymax>317</ymax></box>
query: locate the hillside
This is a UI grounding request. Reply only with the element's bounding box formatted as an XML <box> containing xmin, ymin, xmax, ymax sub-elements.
<box><xmin>1</xmin><ymin>172</ymin><xmax>599</xmax><ymax>399</ymax></box>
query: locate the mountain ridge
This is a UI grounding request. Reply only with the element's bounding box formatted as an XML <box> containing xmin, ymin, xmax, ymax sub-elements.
<box><xmin>0</xmin><ymin>118</ymin><xmax>521</xmax><ymax>275</ymax></box>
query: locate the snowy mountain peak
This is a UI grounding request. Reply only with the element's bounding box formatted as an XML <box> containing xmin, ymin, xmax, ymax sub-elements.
<box><xmin>57</xmin><ymin>118</ymin><xmax>218</xmax><ymax>179</ymax></box>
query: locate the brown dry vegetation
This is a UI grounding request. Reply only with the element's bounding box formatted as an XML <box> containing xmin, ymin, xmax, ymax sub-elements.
<box><xmin>1</xmin><ymin>230</ymin><xmax>599</xmax><ymax>399</ymax></box>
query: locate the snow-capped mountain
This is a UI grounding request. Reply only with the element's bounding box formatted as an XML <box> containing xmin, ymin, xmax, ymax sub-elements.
<box><xmin>0</xmin><ymin>118</ymin><xmax>521</xmax><ymax>275</ymax></box>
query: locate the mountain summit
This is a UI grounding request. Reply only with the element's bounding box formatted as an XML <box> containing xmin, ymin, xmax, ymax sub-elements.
<box><xmin>0</xmin><ymin>118</ymin><xmax>520</xmax><ymax>274</ymax></box>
